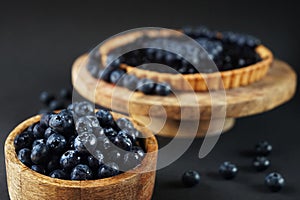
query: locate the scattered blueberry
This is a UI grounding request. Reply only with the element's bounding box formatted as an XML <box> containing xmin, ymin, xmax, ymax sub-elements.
<box><xmin>154</xmin><ymin>83</ymin><xmax>171</xmax><ymax>96</ymax></box>
<box><xmin>110</xmin><ymin>69</ymin><xmax>125</xmax><ymax>84</ymax></box>
<box><xmin>137</xmin><ymin>78</ymin><xmax>155</xmax><ymax>94</ymax></box>
<box><xmin>182</xmin><ymin>170</ymin><xmax>201</xmax><ymax>187</ymax></box>
<box><xmin>39</xmin><ymin>91</ymin><xmax>55</xmax><ymax>105</ymax></box>
<box><xmin>255</xmin><ymin>141</ymin><xmax>272</xmax><ymax>156</ymax></box>
<box><xmin>219</xmin><ymin>161</ymin><xmax>238</xmax><ymax>180</ymax></box>
<box><xmin>253</xmin><ymin>156</ymin><xmax>270</xmax><ymax>172</ymax></box>
<box><xmin>265</xmin><ymin>172</ymin><xmax>285</xmax><ymax>192</ymax></box>
<box><xmin>49</xmin><ymin>99</ymin><xmax>65</xmax><ymax>110</ymax></box>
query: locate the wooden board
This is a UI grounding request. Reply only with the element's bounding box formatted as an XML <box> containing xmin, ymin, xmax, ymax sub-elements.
<box><xmin>72</xmin><ymin>54</ymin><xmax>297</xmax><ymax>121</ymax></box>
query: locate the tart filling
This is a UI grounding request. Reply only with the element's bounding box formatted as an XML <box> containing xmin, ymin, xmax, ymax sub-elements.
<box><xmin>86</xmin><ymin>27</ymin><xmax>273</xmax><ymax>93</ymax></box>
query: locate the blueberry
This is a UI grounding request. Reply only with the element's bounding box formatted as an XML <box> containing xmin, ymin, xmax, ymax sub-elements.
<box><xmin>49</xmin><ymin>99</ymin><xmax>65</xmax><ymax>111</ymax></box>
<box><xmin>46</xmin><ymin>133</ymin><xmax>67</xmax><ymax>153</ymax></box>
<box><xmin>49</xmin><ymin>111</ymin><xmax>74</xmax><ymax>136</ymax></box>
<box><xmin>137</xmin><ymin>78</ymin><xmax>156</xmax><ymax>94</ymax></box>
<box><xmin>74</xmin><ymin>133</ymin><xmax>97</xmax><ymax>154</ymax></box>
<box><xmin>116</xmin><ymin>118</ymin><xmax>134</xmax><ymax>130</ymax></box>
<box><xmin>113</xmin><ymin>134</ymin><xmax>132</xmax><ymax>151</ymax></box>
<box><xmin>59</xmin><ymin>88</ymin><xmax>72</xmax><ymax>100</ymax></box>
<box><xmin>253</xmin><ymin>156</ymin><xmax>270</xmax><ymax>172</ymax></box>
<box><xmin>17</xmin><ymin>148</ymin><xmax>32</xmax><ymax>166</ymax></box>
<box><xmin>120</xmin><ymin>74</ymin><xmax>138</xmax><ymax>91</ymax></box>
<box><xmin>122</xmin><ymin>129</ymin><xmax>136</xmax><ymax>144</ymax></box>
<box><xmin>40</xmin><ymin>113</ymin><xmax>53</xmax><ymax>128</ymax></box>
<box><xmin>73</xmin><ymin>101</ymin><xmax>94</xmax><ymax>117</ymax></box>
<box><xmin>154</xmin><ymin>83</ymin><xmax>171</xmax><ymax>96</ymax></box>
<box><xmin>102</xmin><ymin>127</ymin><xmax>117</xmax><ymax>138</ymax></box>
<box><xmin>110</xmin><ymin>69</ymin><xmax>125</xmax><ymax>84</ymax></box>
<box><xmin>182</xmin><ymin>170</ymin><xmax>201</xmax><ymax>187</ymax></box>
<box><xmin>219</xmin><ymin>161</ymin><xmax>238</xmax><ymax>180</ymax></box>
<box><xmin>39</xmin><ymin>91</ymin><xmax>55</xmax><ymax>105</ymax></box>
<box><xmin>32</xmin><ymin>123</ymin><xmax>46</xmax><ymax>139</ymax></box>
<box><xmin>32</xmin><ymin>139</ymin><xmax>45</xmax><ymax>148</ymax></box>
<box><xmin>49</xmin><ymin>169</ymin><xmax>67</xmax><ymax>179</ymax></box>
<box><xmin>31</xmin><ymin>143</ymin><xmax>50</xmax><ymax>164</ymax></box>
<box><xmin>265</xmin><ymin>172</ymin><xmax>285</xmax><ymax>192</ymax></box>
<box><xmin>70</xmin><ymin>164</ymin><xmax>93</xmax><ymax>180</ymax></box>
<box><xmin>44</xmin><ymin>127</ymin><xmax>57</xmax><ymax>139</ymax></box>
<box><xmin>123</xmin><ymin>151</ymin><xmax>143</xmax><ymax>170</ymax></box>
<box><xmin>98</xmin><ymin>68</ymin><xmax>114</xmax><ymax>82</ymax></box>
<box><xmin>95</xmin><ymin>109</ymin><xmax>115</xmax><ymax>128</ymax></box>
<box><xmin>14</xmin><ymin>131</ymin><xmax>34</xmax><ymax>152</ymax></box>
<box><xmin>67</xmin><ymin>135</ymin><xmax>77</xmax><ymax>149</ymax></box>
<box><xmin>87</xmin><ymin>155</ymin><xmax>101</xmax><ymax>170</ymax></box>
<box><xmin>31</xmin><ymin>165</ymin><xmax>46</xmax><ymax>174</ymax></box>
<box><xmin>97</xmin><ymin>136</ymin><xmax>111</xmax><ymax>151</ymax></box>
<box><xmin>107</xmin><ymin>149</ymin><xmax>122</xmax><ymax>163</ymax></box>
<box><xmin>60</xmin><ymin>150</ymin><xmax>81</xmax><ymax>170</ymax></box>
<box><xmin>255</xmin><ymin>141</ymin><xmax>272</xmax><ymax>156</ymax></box>
<box><xmin>47</xmin><ymin>156</ymin><xmax>60</xmax><ymax>172</ymax></box>
<box><xmin>97</xmin><ymin>163</ymin><xmax>120</xmax><ymax>178</ymax></box>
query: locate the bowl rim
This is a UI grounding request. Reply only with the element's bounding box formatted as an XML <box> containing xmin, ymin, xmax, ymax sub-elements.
<box><xmin>5</xmin><ymin>111</ymin><xmax>158</xmax><ymax>188</ymax></box>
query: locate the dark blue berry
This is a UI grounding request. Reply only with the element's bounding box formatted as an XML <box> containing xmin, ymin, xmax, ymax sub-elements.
<box><xmin>98</xmin><ymin>68</ymin><xmax>114</xmax><ymax>82</ymax></box>
<box><xmin>121</xmin><ymin>74</ymin><xmax>138</xmax><ymax>91</ymax></box>
<box><xmin>102</xmin><ymin>127</ymin><xmax>117</xmax><ymax>138</ymax></box>
<box><xmin>123</xmin><ymin>151</ymin><xmax>143</xmax><ymax>170</ymax></box>
<box><xmin>253</xmin><ymin>156</ymin><xmax>270</xmax><ymax>172</ymax></box>
<box><xmin>116</xmin><ymin>118</ymin><xmax>134</xmax><ymax>130</ymax></box>
<box><xmin>49</xmin><ymin>99</ymin><xmax>65</xmax><ymax>111</ymax></box>
<box><xmin>60</xmin><ymin>150</ymin><xmax>81</xmax><ymax>170</ymax></box>
<box><xmin>137</xmin><ymin>78</ymin><xmax>156</xmax><ymax>94</ymax></box>
<box><xmin>39</xmin><ymin>91</ymin><xmax>55</xmax><ymax>105</ymax></box>
<box><xmin>154</xmin><ymin>83</ymin><xmax>171</xmax><ymax>96</ymax></box>
<box><xmin>265</xmin><ymin>172</ymin><xmax>285</xmax><ymax>192</ymax></box>
<box><xmin>31</xmin><ymin>165</ymin><xmax>46</xmax><ymax>174</ymax></box>
<box><xmin>32</xmin><ymin>139</ymin><xmax>45</xmax><ymax>148</ymax></box>
<box><xmin>70</xmin><ymin>164</ymin><xmax>93</xmax><ymax>180</ymax></box>
<box><xmin>30</xmin><ymin>143</ymin><xmax>50</xmax><ymax>164</ymax></box>
<box><xmin>219</xmin><ymin>161</ymin><xmax>238</xmax><ymax>180</ymax></box>
<box><xmin>59</xmin><ymin>88</ymin><xmax>72</xmax><ymax>100</ymax></box>
<box><xmin>255</xmin><ymin>141</ymin><xmax>272</xmax><ymax>156</ymax></box>
<box><xmin>32</xmin><ymin>123</ymin><xmax>46</xmax><ymax>139</ymax></box>
<box><xmin>97</xmin><ymin>163</ymin><xmax>119</xmax><ymax>178</ymax></box>
<box><xmin>182</xmin><ymin>170</ymin><xmax>201</xmax><ymax>187</ymax></box>
<box><xmin>97</xmin><ymin>136</ymin><xmax>111</xmax><ymax>151</ymax></box>
<box><xmin>44</xmin><ymin>127</ymin><xmax>57</xmax><ymax>139</ymax></box>
<box><xmin>110</xmin><ymin>69</ymin><xmax>125</xmax><ymax>84</ymax></box>
<box><xmin>47</xmin><ymin>156</ymin><xmax>60</xmax><ymax>172</ymax></box>
<box><xmin>96</xmin><ymin>109</ymin><xmax>115</xmax><ymax>128</ymax></box>
<box><xmin>46</xmin><ymin>133</ymin><xmax>67</xmax><ymax>153</ymax></box>
<box><xmin>74</xmin><ymin>133</ymin><xmax>97</xmax><ymax>154</ymax></box>
<box><xmin>49</xmin><ymin>169</ymin><xmax>67</xmax><ymax>179</ymax></box>
<box><xmin>40</xmin><ymin>113</ymin><xmax>53</xmax><ymax>128</ymax></box>
<box><xmin>17</xmin><ymin>148</ymin><xmax>32</xmax><ymax>166</ymax></box>
<box><xmin>14</xmin><ymin>131</ymin><xmax>34</xmax><ymax>152</ymax></box>
<box><xmin>107</xmin><ymin>149</ymin><xmax>122</xmax><ymax>163</ymax></box>
<box><xmin>113</xmin><ymin>134</ymin><xmax>132</xmax><ymax>151</ymax></box>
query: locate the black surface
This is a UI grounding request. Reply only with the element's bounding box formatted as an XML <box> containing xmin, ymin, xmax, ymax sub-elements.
<box><xmin>0</xmin><ymin>1</ymin><xmax>299</xmax><ymax>200</ymax></box>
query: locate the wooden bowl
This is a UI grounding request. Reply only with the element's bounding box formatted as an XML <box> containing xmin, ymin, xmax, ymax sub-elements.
<box><xmin>5</xmin><ymin>113</ymin><xmax>158</xmax><ymax>200</ymax></box>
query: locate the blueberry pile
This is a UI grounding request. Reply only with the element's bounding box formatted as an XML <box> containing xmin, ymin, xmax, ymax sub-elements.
<box><xmin>14</xmin><ymin>101</ymin><xmax>145</xmax><ymax>180</ymax></box>
<box><xmin>181</xmin><ymin>141</ymin><xmax>285</xmax><ymax>192</ymax></box>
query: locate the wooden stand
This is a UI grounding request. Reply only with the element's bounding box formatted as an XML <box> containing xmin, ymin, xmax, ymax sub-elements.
<box><xmin>72</xmin><ymin>55</ymin><xmax>297</xmax><ymax>137</ymax></box>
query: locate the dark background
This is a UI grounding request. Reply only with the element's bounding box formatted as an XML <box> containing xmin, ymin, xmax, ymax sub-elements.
<box><xmin>0</xmin><ymin>1</ymin><xmax>299</xmax><ymax>199</ymax></box>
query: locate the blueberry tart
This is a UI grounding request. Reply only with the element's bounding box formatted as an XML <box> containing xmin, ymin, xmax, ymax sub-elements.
<box><xmin>87</xmin><ymin>26</ymin><xmax>273</xmax><ymax>93</ymax></box>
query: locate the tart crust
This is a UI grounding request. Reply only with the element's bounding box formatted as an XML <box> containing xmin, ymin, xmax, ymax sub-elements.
<box><xmin>98</xmin><ymin>30</ymin><xmax>273</xmax><ymax>91</ymax></box>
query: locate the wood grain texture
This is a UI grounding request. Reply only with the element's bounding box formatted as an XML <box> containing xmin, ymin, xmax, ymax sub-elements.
<box><xmin>72</xmin><ymin>56</ymin><xmax>297</xmax><ymax>121</ymax></box>
<box><xmin>132</xmin><ymin>115</ymin><xmax>235</xmax><ymax>138</ymax></box>
<box><xmin>5</xmin><ymin>113</ymin><xmax>158</xmax><ymax>200</ymax></box>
